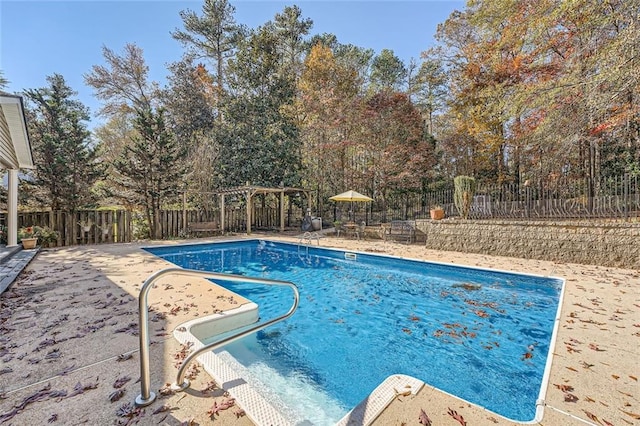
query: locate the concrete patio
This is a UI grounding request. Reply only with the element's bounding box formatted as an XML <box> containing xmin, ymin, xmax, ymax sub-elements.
<box><xmin>0</xmin><ymin>236</ymin><xmax>638</xmax><ymax>425</ymax></box>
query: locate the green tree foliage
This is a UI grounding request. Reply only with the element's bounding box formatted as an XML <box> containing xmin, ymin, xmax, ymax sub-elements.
<box><xmin>87</xmin><ymin>44</ymin><xmax>187</xmax><ymax>238</ymax></box>
<box><xmin>114</xmin><ymin>107</ymin><xmax>187</xmax><ymax>239</ymax></box>
<box><xmin>271</xmin><ymin>5</ymin><xmax>313</xmax><ymax>76</ymax></box>
<box><xmin>92</xmin><ymin>113</ymin><xmax>137</xmax><ymax>204</ymax></box>
<box><xmin>171</xmin><ymin>0</ymin><xmax>245</xmax><ymax>103</ymax></box>
<box><xmin>410</xmin><ymin>58</ymin><xmax>448</xmax><ymax>136</ymax></box>
<box><xmin>23</xmin><ymin>74</ymin><xmax>104</xmax><ymax>211</ymax></box>
<box><xmin>84</xmin><ymin>44</ymin><xmax>156</xmax><ymax>116</ymax></box>
<box><xmin>219</xmin><ymin>23</ymin><xmax>301</xmax><ymax>188</ymax></box>
<box><xmin>0</xmin><ymin>70</ymin><xmax>8</xmax><ymax>89</ymax></box>
<box><xmin>370</xmin><ymin>49</ymin><xmax>407</xmax><ymax>92</ymax></box>
<box><xmin>162</xmin><ymin>59</ymin><xmax>220</xmax><ymax>201</ymax></box>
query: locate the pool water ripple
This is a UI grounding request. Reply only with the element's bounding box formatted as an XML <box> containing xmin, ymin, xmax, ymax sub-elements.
<box><xmin>147</xmin><ymin>240</ymin><xmax>563</xmax><ymax>423</ymax></box>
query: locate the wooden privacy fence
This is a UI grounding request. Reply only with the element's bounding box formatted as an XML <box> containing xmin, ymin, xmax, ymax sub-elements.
<box><xmin>0</xmin><ymin>210</ymin><xmax>132</xmax><ymax>247</ymax></box>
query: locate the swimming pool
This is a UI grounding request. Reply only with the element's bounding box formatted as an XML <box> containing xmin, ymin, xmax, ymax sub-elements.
<box><xmin>146</xmin><ymin>240</ymin><xmax>564</xmax><ymax>424</ymax></box>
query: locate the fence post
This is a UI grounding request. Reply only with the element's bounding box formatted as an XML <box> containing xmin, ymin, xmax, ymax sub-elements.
<box><xmin>623</xmin><ymin>173</ymin><xmax>629</xmax><ymax>221</ymax></box>
<box><xmin>587</xmin><ymin>176</ymin><xmax>594</xmax><ymax>216</ymax></box>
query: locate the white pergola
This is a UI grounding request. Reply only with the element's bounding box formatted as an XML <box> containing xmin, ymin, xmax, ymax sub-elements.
<box><xmin>0</xmin><ymin>94</ymin><xmax>34</xmax><ymax>247</ymax></box>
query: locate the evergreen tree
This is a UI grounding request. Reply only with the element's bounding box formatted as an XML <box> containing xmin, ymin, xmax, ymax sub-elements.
<box><xmin>24</xmin><ymin>74</ymin><xmax>104</xmax><ymax>211</ymax></box>
<box><xmin>219</xmin><ymin>24</ymin><xmax>302</xmax><ymax>188</ymax></box>
<box><xmin>0</xmin><ymin>70</ymin><xmax>8</xmax><ymax>89</ymax></box>
<box><xmin>114</xmin><ymin>107</ymin><xmax>187</xmax><ymax>239</ymax></box>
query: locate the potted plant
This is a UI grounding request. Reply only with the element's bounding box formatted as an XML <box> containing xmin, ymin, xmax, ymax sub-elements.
<box><xmin>34</xmin><ymin>226</ymin><xmax>59</xmax><ymax>248</ymax></box>
<box><xmin>430</xmin><ymin>205</ymin><xmax>445</xmax><ymax>220</ymax></box>
<box><xmin>18</xmin><ymin>226</ymin><xmax>38</xmax><ymax>249</ymax></box>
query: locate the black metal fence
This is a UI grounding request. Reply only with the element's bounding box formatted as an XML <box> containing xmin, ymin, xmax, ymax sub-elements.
<box><xmin>323</xmin><ymin>174</ymin><xmax>639</xmax><ymax>224</ymax></box>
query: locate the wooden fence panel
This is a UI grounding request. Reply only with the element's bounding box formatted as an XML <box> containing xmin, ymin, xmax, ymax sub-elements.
<box><xmin>0</xmin><ymin>209</ymin><xmax>133</xmax><ymax>247</ymax></box>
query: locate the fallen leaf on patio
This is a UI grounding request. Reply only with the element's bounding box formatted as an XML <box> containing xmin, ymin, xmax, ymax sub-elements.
<box><xmin>47</xmin><ymin>413</ymin><xmax>57</xmax><ymax>423</ymax></box>
<box><xmin>108</xmin><ymin>389</ymin><xmax>125</xmax><ymax>403</ymax></box>
<box><xmin>116</xmin><ymin>353</ymin><xmax>133</xmax><ymax>362</ymax></box>
<box><xmin>582</xmin><ymin>410</ymin><xmax>602</xmax><ymax>424</ymax></box>
<box><xmin>0</xmin><ymin>384</ymin><xmax>67</xmax><ymax>423</ymax></box>
<box><xmin>620</xmin><ymin>410</ymin><xmax>640</xmax><ymax>420</ymax></box>
<box><xmin>554</xmin><ymin>384</ymin><xmax>574</xmax><ymax>392</ymax></box>
<box><xmin>447</xmin><ymin>408</ymin><xmax>467</xmax><ymax>426</ymax></box>
<box><xmin>207</xmin><ymin>398</ymin><xmax>235</xmax><ymax>417</ymax></box>
<box><xmin>158</xmin><ymin>383</ymin><xmax>176</xmax><ymax>396</ymax></box>
<box><xmin>116</xmin><ymin>402</ymin><xmax>143</xmax><ymax>422</ymax></box>
<box><xmin>394</xmin><ymin>387</ymin><xmax>411</xmax><ymax>398</ymax></box>
<box><xmin>186</xmin><ymin>363</ymin><xmax>200</xmax><ymax>380</ymax></box>
<box><xmin>113</xmin><ymin>376</ymin><xmax>131</xmax><ymax>389</ymax></box>
<box><xmin>418</xmin><ymin>408</ymin><xmax>431</xmax><ymax>425</ymax></box>
<box><xmin>152</xmin><ymin>404</ymin><xmax>172</xmax><ymax>414</ymax></box>
<box><xmin>68</xmin><ymin>380</ymin><xmax>99</xmax><ymax>398</ymax></box>
<box><xmin>564</xmin><ymin>393</ymin><xmax>579</xmax><ymax>403</ymax></box>
<box><xmin>234</xmin><ymin>408</ymin><xmax>246</xmax><ymax>418</ymax></box>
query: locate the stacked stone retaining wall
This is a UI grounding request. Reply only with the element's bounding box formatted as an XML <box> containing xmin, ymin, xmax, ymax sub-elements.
<box><xmin>414</xmin><ymin>219</ymin><xmax>639</xmax><ymax>269</ymax></box>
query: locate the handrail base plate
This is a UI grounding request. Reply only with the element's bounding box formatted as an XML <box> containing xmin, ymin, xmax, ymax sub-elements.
<box><xmin>171</xmin><ymin>379</ymin><xmax>191</xmax><ymax>392</ymax></box>
<box><xmin>135</xmin><ymin>391</ymin><xmax>157</xmax><ymax>407</ymax></box>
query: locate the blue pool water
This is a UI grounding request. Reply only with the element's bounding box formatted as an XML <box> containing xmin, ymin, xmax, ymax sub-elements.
<box><xmin>146</xmin><ymin>240</ymin><xmax>563</xmax><ymax>423</ymax></box>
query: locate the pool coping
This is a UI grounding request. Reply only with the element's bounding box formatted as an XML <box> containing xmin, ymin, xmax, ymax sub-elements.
<box><xmin>159</xmin><ymin>237</ymin><xmax>567</xmax><ymax>425</ymax></box>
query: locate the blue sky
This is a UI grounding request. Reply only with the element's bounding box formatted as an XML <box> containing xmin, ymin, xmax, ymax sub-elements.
<box><xmin>1</xmin><ymin>0</ymin><xmax>463</xmax><ymax>126</ymax></box>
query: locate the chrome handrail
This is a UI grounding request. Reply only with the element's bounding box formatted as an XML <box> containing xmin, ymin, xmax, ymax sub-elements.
<box><xmin>134</xmin><ymin>267</ymin><xmax>299</xmax><ymax>407</ymax></box>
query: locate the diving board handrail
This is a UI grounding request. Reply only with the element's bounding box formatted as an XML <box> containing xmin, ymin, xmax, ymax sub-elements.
<box><xmin>134</xmin><ymin>267</ymin><xmax>299</xmax><ymax>407</ymax></box>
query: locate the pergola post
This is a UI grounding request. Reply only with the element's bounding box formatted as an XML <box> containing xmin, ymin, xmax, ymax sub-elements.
<box><xmin>182</xmin><ymin>192</ymin><xmax>187</xmax><ymax>233</ymax></box>
<box><xmin>220</xmin><ymin>194</ymin><xmax>226</xmax><ymax>234</ymax></box>
<box><xmin>280</xmin><ymin>190</ymin><xmax>285</xmax><ymax>232</ymax></box>
<box><xmin>245</xmin><ymin>191</ymin><xmax>252</xmax><ymax>235</ymax></box>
